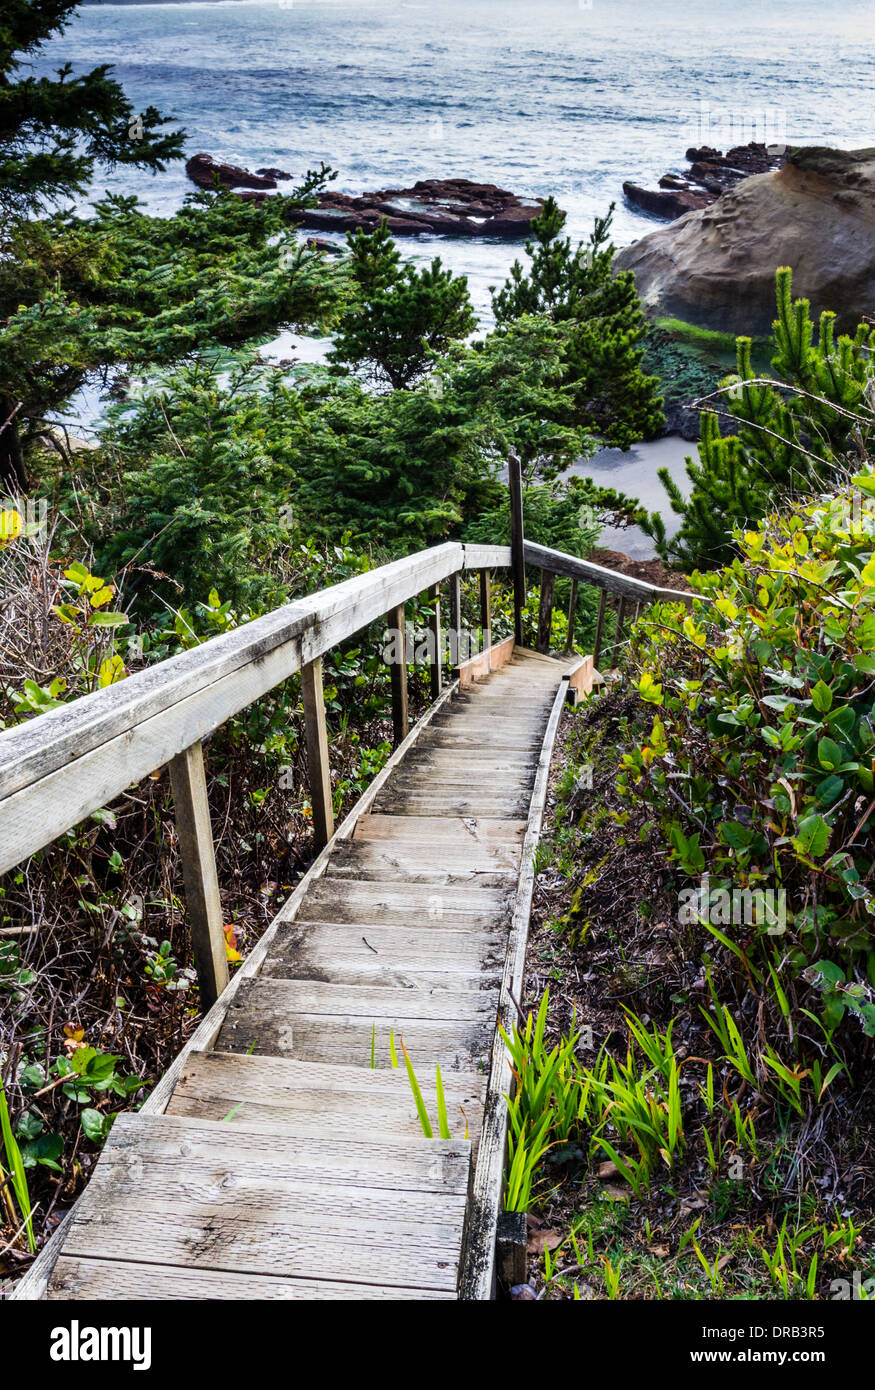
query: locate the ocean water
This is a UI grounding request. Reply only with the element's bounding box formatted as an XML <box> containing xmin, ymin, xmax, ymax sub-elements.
<box><xmin>33</xmin><ymin>0</ymin><xmax>875</xmax><ymax>552</ymax></box>
<box><xmin>39</xmin><ymin>0</ymin><xmax>875</xmax><ymax>321</ymax></box>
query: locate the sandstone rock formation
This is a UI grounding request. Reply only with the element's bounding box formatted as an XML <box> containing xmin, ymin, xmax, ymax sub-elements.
<box><xmin>615</xmin><ymin>147</ymin><xmax>875</xmax><ymax>337</ymax></box>
<box><xmin>623</xmin><ymin>142</ymin><xmax>788</xmax><ymax>221</ymax></box>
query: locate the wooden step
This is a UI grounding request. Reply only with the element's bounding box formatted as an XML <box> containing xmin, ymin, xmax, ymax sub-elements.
<box><xmin>223</xmin><ymin>975</ymin><xmax>499</xmax><ymax>1023</ymax></box>
<box><xmin>215</xmin><ymin>979</ymin><xmax>494</xmax><ymax>1069</ymax></box>
<box><xmin>262</xmin><ymin>920</ymin><xmax>505</xmax><ymax>988</ymax></box>
<box><xmin>398</xmin><ymin>750</ymin><xmax>538</xmax><ymax>773</ymax></box>
<box><xmin>298</xmin><ymin>877</ymin><xmax>513</xmax><ymax>928</ymax></box>
<box><xmin>48</xmin><ymin>1258</ymin><xmax>454</xmax><ymax>1300</ymax></box>
<box><xmin>373</xmin><ymin>789</ymin><xmax>531</xmax><ymax>817</ymax></box>
<box><xmin>414</xmin><ymin>729</ymin><xmax>547</xmax><ymax>751</ymax></box>
<box><xmin>353</xmin><ymin>813</ymin><xmax>526</xmax><ymax>846</ymax></box>
<box><xmin>385</xmin><ymin>772</ymin><xmax>535</xmax><ymax>796</ymax></box>
<box><xmin>325</xmin><ymin>839</ymin><xmax>519</xmax><ymax>882</ymax></box>
<box><xmin>166</xmin><ymin>1051</ymin><xmax>486</xmax><ymax>1145</ymax></box>
<box><xmin>49</xmin><ymin>1112</ymin><xmax>471</xmax><ymax>1296</ymax></box>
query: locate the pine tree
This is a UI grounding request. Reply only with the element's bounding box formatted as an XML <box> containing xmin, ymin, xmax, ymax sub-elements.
<box><xmin>0</xmin><ymin>1</ymin><xmax>183</xmax><ymax>225</ymax></box>
<box><xmin>491</xmin><ymin>197</ymin><xmax>664</xmax><ymax>452</ymax></box>
<box><xmin>328</xmin><ymin>220</ymin><xmax>477</xmax><ymax>390</ymax></box>
<box><xmin>642</xmin><ymin>268</ymin><xmax>875</xmax><ymax>571</ymax></box>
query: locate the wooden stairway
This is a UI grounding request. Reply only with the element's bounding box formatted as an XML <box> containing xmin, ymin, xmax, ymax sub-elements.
<box><xmin>40</xmin><ymin>648</ymin><xmax>574</xmax><ymax>1301</ymax></box>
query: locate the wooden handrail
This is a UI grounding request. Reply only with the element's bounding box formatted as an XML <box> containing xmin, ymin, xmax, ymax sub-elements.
<box><xmin>523</xmin><ymin>540</ymin><xmax>695</xmax><ymax>607</ymax></box>
<box><xmin>0</xmin><ymin>514</ymin><xmax>689</xmax><ymax>998</ymax></box>
<box><xmin>0</xmin><ymin>541</ymin><xmax>515</xmax><ymax>881</ymax></box>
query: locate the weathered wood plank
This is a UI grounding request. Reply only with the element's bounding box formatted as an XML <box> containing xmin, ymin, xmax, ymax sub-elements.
<box><xmin>224</xmin><ymin>975</ymin><xmax>499</xmax><ymax>1024</ymax></box>
<box><xmin>479</xmin><ymin>568</ymin><xmax>492</xmax><ymax>653</ymax></box>
<box><xmin>300</xmin><ymin>877</ymin><xmax>511</xmax><ymax>921</ymax></box>
<box><xmin>373</xmin><ymin>791</ymin><xmax>531</xmax><ymax>818</ymax></box>
<box><xmin>48</xmin><ymin>1256</ymin><xmax>454</xmax><ymax>1301</ymax></box>
<box><xmin>354</xmin><ymin>814</ymin><xmax>526</xmax><ymax>846</ymax></box>
<box><xmin>261</xmin><ymin>920</ymin><xmax>505</xmax><ymax>988</ymax></box>
<box><xmin>325</xmin><ymin>838</ymin><xmax>520</xmax><ymax>879</ymax></box>
<box><xmin>62</xmin><ymin>1161</ymin><xmax>469</xmax><ymax>1293</ymax></box>
<box><xmin>593</xmin><ymin>588</ymin><xmax>607</xmax><ymax>668</ymax></box>
<box><xmin>461</xmin><ymin>543</ymin><xmax>512</xmax><ymax>572</ymax></box>
<box><xmin>99</xmin><ymin>1111</ymin><xmax>471</xmax><ymax>1191</ymax></box>
<box><xmin>398</xmin><ymin>749</ymin><xmax>538</xmax><ymax>775</ymax></box>
<box><xmin>457</xmin><ymin>634</ymin><xmax>514</xmax><ymax>689</ymax></box>
<box><xmin>215</xmin><ymin>1008</ymin><xmax>493</xmax><ymax>1070</ymax></box>
<box><xmin>165</xmin><ymin>1053</ymin><xmax>486</xmax><ymax>1148</ymax></box>
<box><xmin>414</xmin><ymin>730</ymin><xmax>549</xmax><ymax>752</ymax></box>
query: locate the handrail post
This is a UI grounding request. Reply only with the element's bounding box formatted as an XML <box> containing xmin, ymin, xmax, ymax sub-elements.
<box><xmin>479</xmin><ymin>568</ymin><xmax>492</xmax><ymax>660</ymax></box>
<box><xmin>388</xmin><ymin>601</ymin><xmax>409</xmax><ymax>745</ymax></box>
<box><xmin>593</xmin><ymin>590</ymin><xmax>607</xmax><ymax>669</ymax></box>
<box><xmin>449</xmin><ymin>571</ymin><xmax>462</xmax><ymax>668</ymax></box>
<box><xmin>610</xmin><ymin>597</ymin><xmax>628</xmax><ymax>669</ymax></box>
<box><xmin>301</xmin><ymin>656</ymin><xmax>334</xmax><ymax>850</ymax></box>
<box><xmin>508</xmin><ymin>453</ymin><xmax>525</xmax><ymax>647</ymax></box>
<box><xmin>566</xmin><ymin>578</ymin><xmax>578</xmax><ymax>652</ymax></box>
<box><xmin>427</xmin><ymin>583</ymin><xmax>442</xmax><ymax>699</ymax></box>
<box><xmin>168</xmin><ymin>740</ymin><xmax>229</xmax><ymax>1009</ymax></box>
<box><xmin>536</xmin><ymin>567</ymin><xmax>554</xmax><ymax>655</ymax></box>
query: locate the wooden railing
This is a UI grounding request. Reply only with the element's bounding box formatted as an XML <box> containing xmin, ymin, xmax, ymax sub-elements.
<box><xmin>0</xmin><ymin>540</ymin><xmax>507</xmax><ymax>1004</ymax></box>
<box><xmin>0</xmin><ymin>474</ymin><xmax>691</xmax><ymax>1010</ymax></box>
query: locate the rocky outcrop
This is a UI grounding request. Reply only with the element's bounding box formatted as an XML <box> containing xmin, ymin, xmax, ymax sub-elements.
<box><xmin>615</xmin><ymin>146</ymin><xmax>875</xmax><ymax>337</ymax></box>
<box><xmin>289</xmin><ymin>178</ymin><xmax>543</xmax><ymax>238</ymax></box>
<box><xmin>183</xmin><ymin>156</ymin><xmax>544</xmax><ymax>238</ymax></box>
<box><xmin>185</xmin><ymin>152</ymin><xmax>279</xmax><ymax>191</ymax></box>
<box><xmin>623</xmin><ymin>142</ymin><xmax>789</xmax><ymax>220</ymax></box>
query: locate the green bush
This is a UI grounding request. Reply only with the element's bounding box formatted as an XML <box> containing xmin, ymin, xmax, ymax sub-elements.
<box><xmin>620</xmin><ymin>479</ymin><xmax>875</xmax><ymax>1039</ymax></box>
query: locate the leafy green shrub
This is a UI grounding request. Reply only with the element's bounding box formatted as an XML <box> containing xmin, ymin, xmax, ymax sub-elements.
<box><xmin>620</xmin><ymin>480</ymin><xmax>875</xmax><ymax>1038</ymax></box>
<box><xmin>643</xmin><ymin>269</ymin><xmax>875</xmax><ymax>571</ymax></box>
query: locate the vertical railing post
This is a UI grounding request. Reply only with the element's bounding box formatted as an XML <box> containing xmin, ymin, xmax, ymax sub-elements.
<box><xmin>593</xmin><ymin>589</ymin><xmax>607</xmax><ymax>669</ymax></box>
<box><xmin>508</xmin><ymin>453</ymin><xmax>525</xmax><ymax>648</ymax></box>
<box><xmin>301</xmin><ymin>656</ymin><xmax>334</xmax><ymax>850</ymax></box>
<box><xmin>566</xmin><ymin>578</ymin><xmax>579</xmax><ymax>652</ymax></box>
<box><xmin>387</xmin><ymin>601</ymin><xmax>409</xmax><ymax>745</ymax></box>
<box><xmin>169</xmin><ymin>740</ymin><xmax>229</xmax><ymax>1009</ymax></box>
<box><xmin>449</xmin><ymin>571</ymin><xmax>462</xmax><ymax>669</ymax></box>
<box><xmin>536</xmin><ymin>568</ymin><xmax>555</xmax><ymax>654</ymax></box>
<box><xmin>479</xmin><ymin>568</ymin><xmax>492</xmax><ymax>659</ymax></box>
<box><xmin>610</xmin><ymin>597</ymin><xmax>628</xmax><ymax>669</ymax></box>
<box><xmin>427</xmin><ymin>583</ymin><xmax>442</xmax><ymax>700</ymax></box>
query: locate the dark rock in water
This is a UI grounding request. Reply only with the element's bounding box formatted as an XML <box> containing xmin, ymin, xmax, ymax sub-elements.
<box><xmin>304</xmin><ymin>236</ymin><xmax>344</xmax><ymax>256</ymax></box>
<box><xmin>186</xmin><ymin>152</ymin><xmax>277</xmax><ymax>191</ymax></box>
<box><xmin>623</xmin><ymin>181</ymin><xmax>710</xmax><ymax>220</ymax></box>
<box><xmin>184</xmin><ymin>158</ymin><xmax>544</xmax><ymax>238</ymax></box>
<box><xmin>624</xmin><ymin>142</ymin><xmax>789</xmax><ymax>221</ymax></box>
<box><xmin>291</xmin><ymin>178</ymin><xmax>544</xmax><ymax>238</ymax></box>
<box><xmin>615</xmin><ymin>146</ymin><xmax>875</xmax><ymax>337</ymax></box>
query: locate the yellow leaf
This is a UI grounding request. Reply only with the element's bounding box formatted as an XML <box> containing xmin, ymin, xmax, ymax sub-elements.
<box><xmin>89</xmin><ymin>585</ymin><xmax>115</xmax><ymax>608</ymax></box>
<box><xmin>98</xmin><ymin>654</ymin><xmax>126</xmax><ymax>688</ymax></box>
<box><xmin>861</xmin><ymin>556</ymin><xmax>875</xmax><ymax>586</ymax></box>
<box><xmin>0</xmin><ymin>509</ymin><xmax>22</xmax><ymax>543</ymax></box>
<box><xmin>223</xmin><ymin>925</ymin><xmax>242</xmax><ymax>963</ymax></box>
